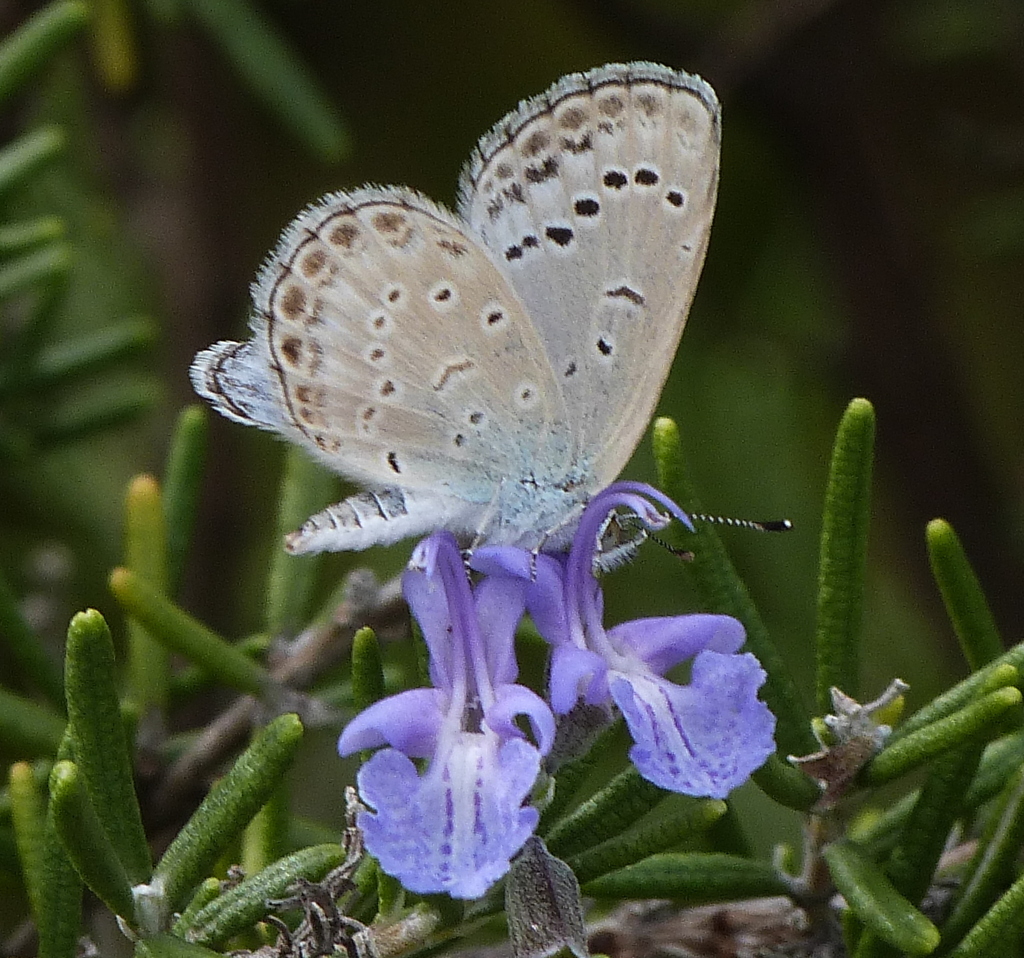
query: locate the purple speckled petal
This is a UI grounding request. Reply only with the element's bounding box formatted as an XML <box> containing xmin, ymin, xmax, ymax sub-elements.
<box><xmin>337</xmin><ymin>688</ymin><xmax>444</xmax><ymax>759</ymax></box>
<box><xmin>610</xmin><ymin>651</ymin><xmax>775</xmax><ymax>798</ymax></box>
<box><xmin>356</xmin><ymin>733</ymin><xmax>542</xmax><ymax>899</ymax></box>
<box><xmin>608</xmin><ymin>614</ymin><xmax>746</xmax><ymax>675</ymax></box>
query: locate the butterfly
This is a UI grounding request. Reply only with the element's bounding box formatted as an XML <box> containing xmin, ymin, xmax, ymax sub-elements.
<box><xmin>190</xmin><ymin>62</ymin><xmax>720</xmax><ymax>554</ymax></box>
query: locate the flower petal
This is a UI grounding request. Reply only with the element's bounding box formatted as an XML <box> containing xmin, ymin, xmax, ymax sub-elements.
<box><xmin>356</xmin><ymin>734</ymin><xmax>541</xmax><ymax>899</ymax></box>
<box><xmin>337</xmin><ymin>688</ymin><xmax>444</xmax><ymax>758</ymax></box>
<box><xmin>474</xmin><ymin>548</ymin><xmax>572</xmax><ymax>649</ymax></box>
<box><xmin>474</xmin><ymin>575</ymin><xmax>527</xmax><ymax>684</ymax></box>
<box><xmin>608</xmin><ymin>614</ymin><xmax>746</xmax><ymax>674</ymax></box>
<box><xmin>610</xmin><ymin>651</ymin><xmax>775</xmax><ymax>798</ymax></box>
<box><xmin>487</xmin><ymin>683</ymin><xmax>556</xmax><ymax>755</ymax></box>
<box><xmin>525</xmin><ymin>555</ymin><xmax>572</xmax><ymax>647</ymax></box>
<box><xmin>470</xmin><ymin>545</ymin><xmax>535</xmax><ymax>580</ymax></box>
<box><xmin>402</xmin><ymin>567</ymin><xmax>454</xmax><ymax>693</ymax></box>
<box><xmin>548</xmin><ymin>644</ymin><xmax>608</xmax><ymax>715</ymax></box>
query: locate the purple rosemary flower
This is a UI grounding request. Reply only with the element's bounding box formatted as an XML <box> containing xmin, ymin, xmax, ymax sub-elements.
<box><xmin>337</xmin><ymin>531</ymin><xmax>555</xmax><ymax>899</ymax></box>
<box><xmin>474</xmin><ymin>482</ymin><xmax>776</xmax><ymax>799</ymax></box>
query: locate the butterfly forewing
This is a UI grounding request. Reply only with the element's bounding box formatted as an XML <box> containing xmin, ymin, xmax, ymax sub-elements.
<box><xmin>194</xmin><ymin>188</ymin><xmax>567</xmax><ymax>501</ymax></box>
<box><xmin>459</xmin><ymin>63</ymin><xmax>720</xmax><ymax>487</ymax></box>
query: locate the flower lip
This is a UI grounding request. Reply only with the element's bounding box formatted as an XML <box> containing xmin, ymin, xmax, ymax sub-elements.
<box><xmin>497</xmin><ymin>481</ymin><xmax>777</xmax><ymax>798</ymax></box>
<box><xmin>339</xmin><ymin>530</ymin><xmax>555</xmax><ymax>898</ymax></box>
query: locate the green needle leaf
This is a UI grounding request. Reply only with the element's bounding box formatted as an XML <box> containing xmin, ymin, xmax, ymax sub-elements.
<box><xmin>927</xmin><ymin>519</ymin><xmax>1003</xmax><ymax>670</ymax></box>
<box><xmin>0</xmin><ymin>217</ymin><xmax>65</xmax><ymax>257</ymax></box>
<box><xmin>36</xmin><ymin>384</ymin><xmax>153</xmax><ymax>444</ymax></box>
<box><xmin>110</xmin><ymin>567</ymin><xmax>273</xmax><ymax>697</ymax></box>
<box><xmin>823</xmin><ymin>841</ymin><xmax>939</xmax><ymax>956</ymax></box>
<box><xmin>182</xmin><ymin>0</ymin><xmax>348</xmax><ymax>162</ymax></box>
<box><xmin>544</xmin><ymin>765</ymin><xmax>667</xmax><ymax>860</ymax></box>
<box><xmin>48</xmin><ymin>760</ymin><xmax>134</xmax><ymax>920</ymax></box>
<box><xmin>0</xmin><ymin>2</ymin><xmax>89</xmax><ymax>105</ymax></box>
<box><xmin>89</xmin><ymin>0</ymin><xmax>137</xmax><ymax>92</ymax></box>
<box><xmin>886</xmin><ymin>745</ymin><xmax>982</xmax><ymax>903</ymax></box>
<box><xmin>865</xmin><ymin>687</ymin><xmax>1021</xmax><ymax>785</ymax></box>
<box><xmin>538</xmin><ymin>718</ymin><xmax>621</xmax><ymax>832</ymax></box>
<box><xmin>182</xmin><ymin>843</ymin><xmax>344</xmax><ymax>946</ymax></box>
<box><xmin>352</xmin><ymin>626</ymin><xmax>386</xmax><ymax>712</ymax></box>
<box><xmin>942</xmin><ymin>763</ymin><xmax>1024</xmax><ymax>949</ymax></box>
<box><xmin>752</xmin><ymin>753</ymin><xmax>822</xmax><ymax>811</ymax></box>
<box><xmin>0</xmin><ymin>243</ymin><xmax>71</xmax><ymax>300</ymax></box>
<box><xmin>853</xmin><ymin>730</ymin><xmax>1024</xmax><ymax>857</ymax></box>
<box><xmin>9</xmin><ymin>762</ymin><xmax>48</xmax><ymax>929</ymax></box>
<box><xmin>20</xmin><ymin>318</ymin><xmax>155</xmax><ymax>393</ymax></box>
<box><xmin>566</xmin><ymin>798</ymin><xmax>726</xmax><ymax>886</ymax></box>
<box><xmin>241</xmin><ymin>784</ymin><xmax>289</xmax><ymax>875</ymax></box>
<box><xmin>163</xmin><ymin>406</ymin><xmax>208</xmax><ymax>594</ymax></box>
<box><xmin>583</xmin><ymin>851</ymin><xmax>789</xmax><ymax>903</ymax></box>
<box><xmin>38</xmin><ymin>783</ymin><xmax>82</xmax><ymax>958</ymax></box>
<box><xmin>170</xmin><ymin>877</ymin><xmax>221</xmax><ymax>935</ymax></box>
<box><xmin>945</xmin><ymin>872</ymin><xmax>1024</xmax><ymax>958</ymax></box>
<box><xmin>136</xmin><ymin>936</ymin><xmax>225</xmax><ymax>958</ymax></box>
<box><xmin>151</xmin><ymin>713</ymin><xmax>304</xmax><ymax>912</ymax></box>
<box><xmin>125</xmin><ymin>475</ymin><xmax>171</xmax><ymax>712</ymax></box>
<box><xmin>64</xmin><ymin>610</ymin><xmax>151</xmax><ymax>884</ymax></box>
<box><xmin>0</xmin><ymin>127</ymin><xmax>65</xmax><ymax>197</ymax></box>
<box><xmin>894</xmin><ymin>657</ymin><xmax>1021</xmax><ymax>742</ymax></box>
<box><xmin>816</xmin><ymin>398</ymin><xmax>874</xmax><ymax>710</ymax></box>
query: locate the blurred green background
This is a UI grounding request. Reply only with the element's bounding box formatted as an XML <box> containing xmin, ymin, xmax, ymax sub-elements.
<box><xmin>2</xmin><ymin>0</ymin><xmax>1022</xmax><ymax>746</ymax></box>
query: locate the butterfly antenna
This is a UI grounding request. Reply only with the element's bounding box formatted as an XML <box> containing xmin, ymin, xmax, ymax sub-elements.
<box><xmin>647</xmin><ymin>531</ymin><xmax>694</xmax><ymax>562</ymax></box>
<box><xmin>689</xmin><ymin>513</ymin><xmax>794</xmax><ymax>533</ymax></box>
